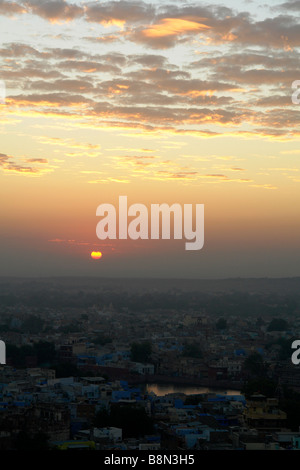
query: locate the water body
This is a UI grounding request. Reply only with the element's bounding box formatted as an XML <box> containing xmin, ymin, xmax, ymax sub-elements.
<box><xmin>145</xmin><ymin>383</ymin><xmax>241</xmax><ymax>397</ymax></box>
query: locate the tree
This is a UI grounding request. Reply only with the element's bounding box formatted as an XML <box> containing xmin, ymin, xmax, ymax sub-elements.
<box><xmin>93</xmin><ymin>334</ymin><xmax>112</xmax><ymax>346</ymax></box>
<box><xmin>52</xmin><ymin>362</ymin><xmax>80</xmax><ymax>378</ymax></box>
<box><xmin>266</xmin><ymin>337</ymin><xmax>296</xmax><ymax>360</ymax></box>
<box><xmin>182</xmin><ymin>342</ymin><xmax>202</xmax><ymax>359</ymax></box>
<box><xmin>6</xmin><ymin>344</ymin><xmax>34</xmax><ymax>368</ymax></box>
<box><xmin>6</xmin><ymin>341</ymin><xmax>56</xmax><ymax>367</ymax></box>
<box><xmin>243</xmin><ymin>352</ymin><xmax>265</xmax><ymax>377</ymax></box>
<box><xmin>22</xmin><ymin>315</ymin><xmax>44</xmax><ymax>334</ymax></box>
<box><xmin>267</xmin><ymin>318</ymin><xmax>288</xmax><ymax>332</ymax></box>
<box><xmin>15</xmin><ymin>431</ymin><xmax>49</xmax><ymax>450</ymax></box>
<box><xmin>130</xmin><ymin>341</ymin><xmax>152</xmax><ymax>363</ymax></box>
<box><xmin>279</xmin><ymin>388</ymin><xmax>300</xmax><ymax>431</ymax></box>
<box><xmin>256</xmin><ymin>317</ymin><xmax>265</xmax><ymax>327</ymax></box>
<box><xmin>34</xmin><ymin>341</ymin><xmax>56</xmax><ymax>365</ymax></box>
<box><xmin>94</xmin><ymin>406</ymin><xmax>110</xmax><ymax>428</ymax></box>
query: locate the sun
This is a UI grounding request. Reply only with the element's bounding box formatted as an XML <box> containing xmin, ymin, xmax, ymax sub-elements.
<box><xmin>91</xmin><ymin>251</ymin><xmax>102</xmax><ymax>260</ymax></box>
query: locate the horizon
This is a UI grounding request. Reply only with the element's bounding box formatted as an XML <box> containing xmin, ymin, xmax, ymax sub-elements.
<box><xmin>1</xmin><ymin>274</ymin><xmax>300</xmax><ymax>280</ymax></box>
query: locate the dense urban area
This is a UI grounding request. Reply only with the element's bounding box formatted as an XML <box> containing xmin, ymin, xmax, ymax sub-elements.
<box><xmin>1</xmin><ymin>276</ymin><xmax>300</xmax><ymax>451</ymax></box>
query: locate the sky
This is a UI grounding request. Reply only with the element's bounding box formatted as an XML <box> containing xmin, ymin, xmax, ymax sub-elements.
<box><xmin>0</xmin><ymin>0</ymin><xmax>299</xmax><ymax>279</ymax></box>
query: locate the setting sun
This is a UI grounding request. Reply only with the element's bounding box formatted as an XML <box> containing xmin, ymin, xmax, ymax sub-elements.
<box><xmin>91</xmin><ymin>251</ymin><xmax>103</xmax><ymax>260</ymax></box>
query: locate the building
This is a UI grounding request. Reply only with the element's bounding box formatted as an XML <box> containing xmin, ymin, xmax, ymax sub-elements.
<box><xmin>243</xmin><ymin>394</ymin><xmax>287</xmax><ymax>434</ymax></box>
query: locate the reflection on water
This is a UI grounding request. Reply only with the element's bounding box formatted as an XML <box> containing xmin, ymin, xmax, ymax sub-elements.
<box><xmin>145</xmin><ymin>383</ymin><xmax>241</xmax><ymax>397</ymax></box>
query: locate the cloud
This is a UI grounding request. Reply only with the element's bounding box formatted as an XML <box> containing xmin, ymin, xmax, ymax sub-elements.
<box><xmin>1</xmin><ymin>65</ymin><xmax>63</xmax><ymax>81</ymax></box>
<box><xmin>7</xmin><ymin>92</ymin><xmax>93</xmax><ymax>108</ymax></box>
<box><xmin>0</xmin><ymin>1</ymin><xmax>299</xmax><ymax>53</ymax></box>
<box><xmin>131</xmin><ymin>17</ymin><xmax>210</xmax><ymax>49</ymax></box>
<box><xmin>0</xmin><ymin>42</ymin><xmax>46</xmax><ymax>58</ymax></box>
<box><xmin>277</xmin><ymin>1</ymin><xmax>300</xmax><ymax>11</ymax></box>
<box><xmin>0</xmin><ymin>13</ymin><xmax>299</xmax><ymax>141</ymax></box>
<box><xmin>253</xmin><ymin>95</ymin><xmax>293</xmax><ymax>107</ymax></box>
<box><xmin>84</xmin><ymin>34</ymin><xmax>120</xmax><ymax>43</ymax></box>
<box><xmin>221</xmin><ymin>14</ymin><xmax>300</xmax><ymax>49</ymax></box>
<box><xmin>0</xmin><ymin>153</ymin><xmax>10</xmax><ymax>165</ymax></box>
<box><xmin>149</xmin><ymin>169</ymin><xmax>199</xmax><ymax>181</ymax></box>
<box><xmin>56</xmin><ymin>59</ymin><xmax>121</xmax><ymax>75</ymax></box>
<box><xmin>191</xmin><ymin>50</ymin><xmax>300</xmax><ymax>85</ymax></box>
<box><xmin>25</xmin><ymin>158</ymin><xmax>48</xmax><ymax>163</ymax></box>
<box><xmin>36</xmin><ymin>136</ymin><xmax>101</xmax><ymax>151</ymax></box>
<box><xmin>84</xmin><ymin>0</ymin><xmax>155</xmax><ymax>26</ymax></box>
<box><xmin>27</xmin><ymin>78</ymin><xmax>95</xmax><ymax>94</ymax></box>
<box><xmin>0</xmin><ymin>152</ymin><xmax>51</xmax><ymax>175</ymax></box>
<box><xmin>88</xmin><ymin>176</ymin><xmax>130</xmax><ymax>184</ymax></box>
<box><xmin>130</xmin><ymin>5</ymin><xmax>299</xmax><ymax>50</ymax></box>
<box><xmin>0</xmin><ymin>0</ymin><xmax>25</xmax><ymax>15</ymax></box>
<box><xmin>129</xmin><ymin>53</ymin><xmax>170</xmax><ymax>69</ymax></box>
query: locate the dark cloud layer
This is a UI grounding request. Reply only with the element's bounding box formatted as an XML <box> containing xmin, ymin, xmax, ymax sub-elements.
<box><xmin>22</xmin><ymin>0</ymin><xmax>84</xmax><ymax>22</ymax></box>
<box><xmin>0</xmin><ymin>1</ymin><xmax>299</xmax><ymax>51</ymax></box>
<box><xmin>0</xmin><ymin>1</ymin><xmax>299</xmax><ymax>139</ymax></box>
<box><xmin>0</xmin><ymin>0</ymin><xmax>25</xmax><ymax>15</ymax></box>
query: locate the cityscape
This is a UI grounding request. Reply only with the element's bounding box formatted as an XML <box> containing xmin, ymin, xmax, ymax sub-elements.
<box><xmin>1</xmin><ymin>276</ymin><xmax>300</xmax><ymax>451</ymax></box>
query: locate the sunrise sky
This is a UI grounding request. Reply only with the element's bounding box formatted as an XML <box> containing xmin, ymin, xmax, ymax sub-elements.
<box><xmin>0</xmin><ymin>0</ymin><xmax>299</xmax><ymax>279</ymax></box>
